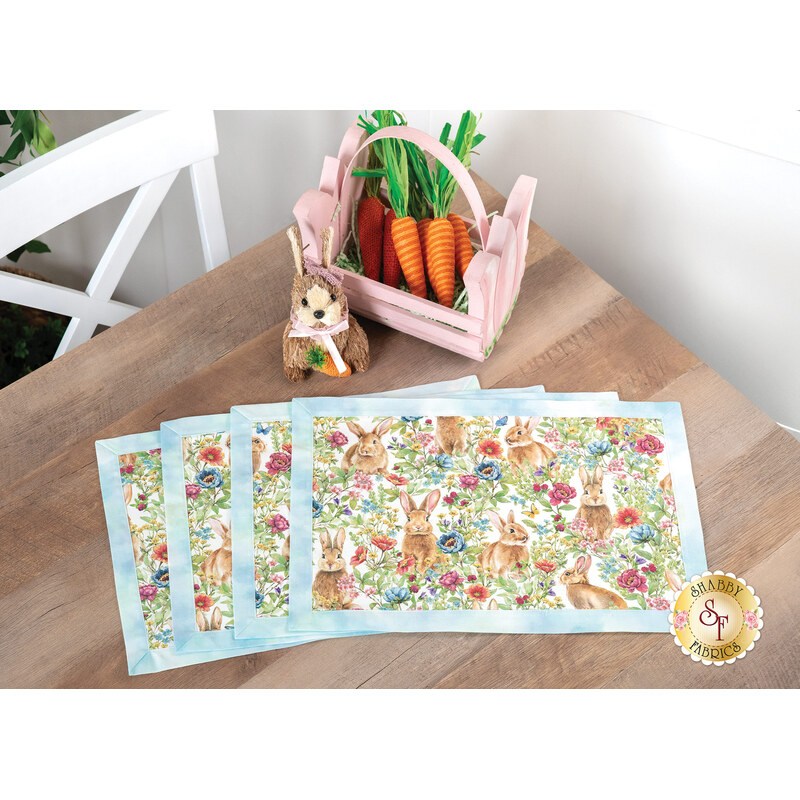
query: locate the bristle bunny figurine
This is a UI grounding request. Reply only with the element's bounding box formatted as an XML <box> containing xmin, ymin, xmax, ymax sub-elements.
<box><xmin>282</xmin><ymin>224</ymin><xmax>370</xmax><ymax>382</ymax></box>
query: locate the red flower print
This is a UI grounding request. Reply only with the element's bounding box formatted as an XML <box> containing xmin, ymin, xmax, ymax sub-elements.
<box><xmin>120</xmin><ymin>465</ymin><xmax>135</xmax><ymax>474</ymax></box>
<box><xmin>596</xmin><ymin>417</ymin><xmax>614</xmax><ymax>430</ymax></box>
<box><xmin>194</xmin><ymin>593</ymin><xmax>213</xmax><ymax>611</ymax></box>
<box><xmin>281</xmin><ymin>442</ymin><xmax>292</xmax><ymax>454</ymax></box>
<box><xmin>396</xmin><ymin>555</ymin><xmax>416</xmax><ymax>574</ymax></box>
<box><xmin>439</xmin><ymin>571</ymin><xmax>463</xmax><ymax>590</ymax></box>
<box><xmin>327</xmin><ymin>431</ymin><xmax>348</xmax><ymax>448</ymax></box>
<box><xmin>371</xmin><ymin>535</ymin><xmax>397</xmax><ymax>551</ymax></box>
<box><xmin>152</xmin><ymin>543</ymin><xmax>168</xmax><ymax>562</ymax></box>
<box><xmin>614</xmin><ymin>507</ymin><xmax>642</xmax><ymax>528</ymax></box>
<box><xmin>199</xmin><ymin>445</ymin><xmax>225</xmax><ymax>465</ymax></box>
<box><xmin>466</xmin><ymin>584</ymin><xmax>490</xmax><ymax>602</ymax></box>
<box><xmin>267</xmin><ymin>451</ymin><xmax>291</xmax><ymax>475</ymax></box>
<box><xmin>617</xmin><ymin>569</ymin><xmax>648</xmax><ymax>593</ymax></box>
<box><xmin>443</xmin><ymin>491</ymin><xmax>458</xmax><ymax>505</ymax></box>
<box><xmin>476</xmin><ymin>438</ymin><xmax>503</xmax><ymax>458</ymax></box>
<box><xmin>386</xmin><ymin>474</ymin><xmax>409</xmax><ymax>486</ymax></box>
<box><xmin>534</xmin><ymin>559</ymin><xmax>556</xmax><ymax>573</ymax></box>
<box><xmin>635</xmin><ymin>434</ymin><xmax>664</xmax><ymax>456</ymax></box>
<box><xmin>185</xmin><ymin>483</ymin><xmax>202</xmax><ymax>499</ymax></box>
<box><xmin>548</xmin><ymin>482</ymin><xmax>577</xmax><ymax>506</ymax></box>
<box><xmin>350</xmin><ymin>546</ymin><xmax>367</xmax><ymax>566</ymax></box>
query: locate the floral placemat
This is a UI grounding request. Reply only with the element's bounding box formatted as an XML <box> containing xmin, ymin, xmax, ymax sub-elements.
<box><xmin>96</xmin><ymin>431</ymin><xmax>304</xmax><ymax>674</ymax></box>
<box><xmin>288</xmin><ymin>397</ymin><xmax>706</xmax><ymax>635</ymax></box>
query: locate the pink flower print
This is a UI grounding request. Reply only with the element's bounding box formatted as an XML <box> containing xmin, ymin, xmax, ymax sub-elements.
<box><xmin>743</xmin><ymin>610</ymin><xmax>759</xmax><ymax>630</ymax></box>
<box><xmin>544</xmin><ymin>429</ymin><xmax>559</xmax><ymax>444</ymax></box>
<box><xmin>548</xmin><ymin>482</ymin><xmax>577</xmax><ymax>506</ymax></box>
<box><xmin>363</xmin><ymin>586</ymin><xmax>377</xmax><ymax>596</ymax></box>
<box><xmin>330</xmin><ymin>485</ymin><xmax>343</xmax><ymax>494</ymax></box>
<box><xmin>269</xmin><ymin>573</ymin><xmax>284</xmax><ymax>583</ymax></box>
<box><xmin>267</xmin><ymin>514</ymin><xmax>289</xmax><ymax>532</ymax></box>
<box><xmin>646</xmin><ymin>596</ymin><xmax>671</xmax><ymax>611</ymax></box>
<box><xmin>438</xmin><ymin>570</ymin><xmax>463</xmax><ymax>591</ymax></box>
<box><xmin>267</xmin><ymin>559</ymin><xmax>278</xmax><ymax>567</ymax></box>
<box><xmin>665</xmin><ymin>495</ymin><xmax>676</xmax><ymax>508</ymax></box>
<box><xmin>327</xmin><ymin>431</ymin><xmax>348</xmax><ymax>448</ymax></box>
<box><xmin>266</xmin><ymin>451</ymin><xmax>291</xmax><ymax>475</ymax></box>
<box><xmin>459</xmin><ymin>474</ymin><xmax>480</xmax><ymax>490</ymax></box>
<box><xmin>672</xmin><ymin>610</ymin><xmax>689</xmax><ymax>630</ymax></box>
<box><xmin>635</xmin><ymin>434</ymin><xmax>664</xmax><ymax>456</ymax></box>
<box><xmin>353</xmin><ymin>471</ymin><xmax>373</xmax><ymax>490</ymax></box>
<box><xmin>617</xmin><ymin>568</ymin><xmax>648</xmax><ymax>593</ymax></box>
<box><xmin>337</xmin><ymin>574</ymin><xmax>357</xmax><ymax>599</ymax></box>
<box><xmin>608</xmin><ymin>458</ymin><xmax>626</xmax><ymax>475</ymax></box>
<box><xmin>139</xmin><ymin>584</ymin><xmax>158</xmax><ymax>601</ymax></box>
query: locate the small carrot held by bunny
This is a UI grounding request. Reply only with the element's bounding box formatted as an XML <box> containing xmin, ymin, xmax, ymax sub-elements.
<box><xmin>341</xmin><ymin>418</ymin><xmax>394</xmax><ymax>475</ymax></box>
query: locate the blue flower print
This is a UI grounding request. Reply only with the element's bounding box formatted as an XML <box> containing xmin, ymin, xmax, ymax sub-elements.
<box><xmin>385</xmin><ymin>587</ymin><xmax>410</xmax><ymax>604</ymax></box>
<box><xmin>312</xmin><ymin>499</ymin><xmax>322</xmax><ymax>518</ymax></box>
<box><xmin>629</xmin><ymin>524</ymin><xmax>657</xmax><ymax>543</ymax></box>
<box><xmin>401</xmin><ymin>416</ymin><xmax>423</xmax><ymax>423</ymax></box>
<box><xmin>475</xmin><ymin>460</ymin><xmax>502</xmax><ymax>481</ymax></box>
<box><xmin>587</xmin><ymin>440</ymin><xmax>612</xmax><ymax>456</ymax></box>
<box><xmin>195</xmin><ymin>466</ymin><xmax>224</xmax><ymax>489</ymax></box>
<box><xmin>255</xmin><ymin>591</ymin><xmax>265</xmax><ymax>609</ymax></box>
<box><xmin>437</xmin><ymin>531</ymin><xmax>466</xmax><ymax>553</ymax></box>
<box><xmin>435</xmin><ymin>454</ymin><xmax>454</xmax><ymax>470</ymax></box>
<box><xmin>151</xmin><ymin>567</ymin><xmax>169</xmax><ymax>587</ymax></box>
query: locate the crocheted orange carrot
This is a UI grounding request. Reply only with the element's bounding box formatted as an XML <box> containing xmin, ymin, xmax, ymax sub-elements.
<box><xmin>392</xmin><ymin>215</ymin><xmax>427</xmax><ymax>297</ymax></box>
<box><xmin>382</xmin><ymin>209</ymin><xmax>401</xmax><ymax>288</ymax></box>
<box><xmin>424</xmin><ymin>217</ymin><xmax>456</xmax><ymax>307</ymax></box>
<box><xmin>448</xmin><ymin>212</ymin><xmax>474</xmax><ymax>278</ymax></box>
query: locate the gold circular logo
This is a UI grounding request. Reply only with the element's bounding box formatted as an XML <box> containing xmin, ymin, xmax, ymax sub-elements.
<box><xmin>670</xmin><ymin>571</ymin><xmax>762</xmax><ymax>665</ymax></box>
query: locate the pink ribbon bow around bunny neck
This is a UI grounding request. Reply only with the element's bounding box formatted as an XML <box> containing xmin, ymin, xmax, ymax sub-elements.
<box><xmin>288</xmin><ymin>299</ymin><xmax>350</xmax><ymax>375</ymax></box>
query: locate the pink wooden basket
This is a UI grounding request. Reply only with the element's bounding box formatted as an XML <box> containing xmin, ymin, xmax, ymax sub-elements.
<box><xmin>293</xmin><ymin>121</ymin><xmax>536</xmax><ymax>361</ymax></box>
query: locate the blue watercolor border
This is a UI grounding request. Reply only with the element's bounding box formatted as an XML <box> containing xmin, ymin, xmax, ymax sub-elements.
<box><xmin>95</xmin><ymin>431</ymin><xmax>315</xmax><ymax>675</ymax></box>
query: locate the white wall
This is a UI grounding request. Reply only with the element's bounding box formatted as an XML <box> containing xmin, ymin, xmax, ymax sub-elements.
<box><xmin>2</xmin><ymin>110</ymin><xmax>798</xmax><ymax>433</ymax></box>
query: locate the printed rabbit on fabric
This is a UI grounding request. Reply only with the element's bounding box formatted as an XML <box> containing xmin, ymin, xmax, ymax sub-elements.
<box><xmin>311</xmin><ymin>415</ymin><xmax>685</xmax><ymax>612</ymax></box>
<box><xmin>182</xmin><ymin>433</ymin><xmax>234</xmax><ymax>630</ymax></box>
<box><xmin>118</xmin><ymin>448</ymin><xmax>173</xmax><ymax>648</ymax></box>
<box><xmin>251</xmin><ymin>420</ymin><xmax>292</xmax><ymax>617</ymax></box>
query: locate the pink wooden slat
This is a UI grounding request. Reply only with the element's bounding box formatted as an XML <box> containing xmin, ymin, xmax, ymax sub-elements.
<box><xmin>347</xmin><ymin>295</ymin><xmax>485</xmax><ymax>360</ymax></box>
<box><xmin>337</xmin><ymin>269</ymin><xmax>484</xmax><ymax>335</ymax></box>
<box><xmin>293</xmin><ymin>189</ymin><xmax>338</xmax><ymax>262</ymax></box>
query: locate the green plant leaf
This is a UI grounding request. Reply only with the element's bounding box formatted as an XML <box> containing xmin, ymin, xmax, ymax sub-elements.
<box><xmin>1</xmin><ymin>134</ymin><xmax>25</xmax><ymax>164</ymax></box>
<box><xmin>23</xmin><ymin>239</ymin><xmax>51</xmax><ymax>254</ymax></box>
<box><xmin>31</xmin><ymin>120</ymin><xmax>57</xmax><ymax>155</ymax></box>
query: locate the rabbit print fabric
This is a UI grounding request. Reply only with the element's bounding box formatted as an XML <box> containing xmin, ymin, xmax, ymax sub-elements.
<box><xmin>250</xmin><ymin>420</ymin><xmax>292</xmax><ymax>618</ymax></box>
<box><xmin>311</xmin><ymin>415</ymin><xmax>686</xmax><ymax>613</ymax></box>
<box><xmin>182</xmin><ymin>432</ymin><xmax>235</xmax><ymax>631</ymax></box>
<box><xmin>119</xmin><ymin>448</ymin><xmax>174</xmax><ymax>648</ymax></box>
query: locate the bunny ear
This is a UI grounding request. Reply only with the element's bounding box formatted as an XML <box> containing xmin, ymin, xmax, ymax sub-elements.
<box><xmin>579</xmin><ymin>554</ymin><xmax>592</xmax><ymax>573</ymax></box>
<box><xmin>318</xmin><ymin>530</ymin><xmax>328</xmax><ymax>549</ymax></box>
<box><xmin>579</xmin><ymin>465</ymin><xmax>589</xmax><ymax>485</ymax></box>
<box><xmin>507</xmin><ymin>509</ymin><xmax>515</xmax><ymax>524</ymax></box>
<box><xmin>211</xmin><ymin>606</ymin><xmax>223</xmax><ymax>630</ymax></box>
<box><xmin>665</xmin><ymin>568</ymin><xmax>683</xmax><ymax>593</ymax></box>
<box><xmin>346</xmin><ymin>421</ymin><xmax>366</xmax><ymax>438</ymax></box>
<box><xmin>514</xmin><ymin>417</ymin><xmax>523</xmax><ymax>428</ymax></box>
<box><xmin>336</xmin><ymin>527</ymin><xmax>346</xmax><ymax>550</ymax></box>
<box><xmin>196</xmin><ymin>609</ymin><xmax>208</xmax><ymax>631</ymax></box>
<box><xmin>487</xmin><ymin>598</ymin><xmax>498</xmax><ymax>610</ymax></box>
<box><xmin>208</xmin><ymin>518</ymin><xmax>227</xmax><ymax>539</ymax></box>
<box><xmin>425</xmin><ymin>489</ymin><xmax>441</xmax><ymax>512</ymax></box>
<box><xmin>399</xmin><ymin>491</ymin><xmax>413</xmax><ymax>514</ymax></box>
<box><xmin>320</xmin><ymin>226</ymin><xmax>334</xmax><ymax>268</ymax></box>
<box><xmin>526</xmin><ymin>416</ymin><xmax>541</xmax><ymax>432</ymax></box>
<box><xmin>486</xmin><ymin>510</ymin><xmax>505</xmax><ymax>532</ymax></box>
<box><xmin>287</xmin><ymin>224</ymin><xmax>305</xmax><ymax>276</ymax></box>
<box><xmin>593</xmin><ymin>465</ymin><xmax>604</xmax><ymax>484</ymax></box>
<box><xmin>373</xmin><ymin>417</ymin><xmax>394</xmax><ymax>437</ymax></box>
<box><xmin>123</xmin><ymin>482</ymin><xmax>132</xmax><ymax>505</ymax></box>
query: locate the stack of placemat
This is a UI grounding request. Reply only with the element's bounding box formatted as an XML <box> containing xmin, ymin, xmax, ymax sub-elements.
<box><xmin>96</xmin><ymin>377</ymin><xmax>707</xmax><ymax>674</ymax></box>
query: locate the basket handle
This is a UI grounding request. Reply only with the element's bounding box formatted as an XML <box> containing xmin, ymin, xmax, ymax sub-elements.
<box><xmin>338</xmin><ymin>125</ymin><xmax>491</xmax><ymax>249</ymax></box>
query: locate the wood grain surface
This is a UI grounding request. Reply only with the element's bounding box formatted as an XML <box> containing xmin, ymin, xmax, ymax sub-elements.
<box><xmin>1</xmin><ymin>174</ymin><xmax>797</xmax><ymax>689</ymax></box>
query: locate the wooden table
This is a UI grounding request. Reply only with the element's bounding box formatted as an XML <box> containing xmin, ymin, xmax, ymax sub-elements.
<box><xmin>2</xmin><ymin>174</ymin><xmax>798</xmax><ymax>689</ymax></box>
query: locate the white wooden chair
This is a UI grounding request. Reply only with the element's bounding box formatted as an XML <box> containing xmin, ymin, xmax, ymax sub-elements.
<box><xmin>0</xmin><ymin>110</ymin><xmax>230</xmax><ymax>357</ymax></box>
